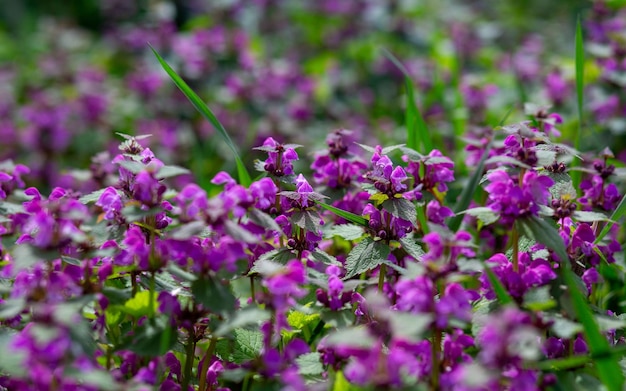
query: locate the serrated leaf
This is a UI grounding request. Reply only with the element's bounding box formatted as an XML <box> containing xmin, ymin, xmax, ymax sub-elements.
<box><xmin>381</xmin><ymin>197</ymin><xmax>417</xmax><ymax>226</ymax></box>
<box><xmin>523</xmin><ymin>286</ymin><xmax>556</xmax><ymax>311</ymax></box>
<box><xmin>0</xmin><ymin>298</ymin><xmax>25</xmax><ymax>319</ymax></box>
<box><xmin>0</xmin><ymin>201</ymin><xmax>23</xmax><ymax>215</ymax></box>
<box><xmin>223</xmin><ymin>220</ymin><xmax>258</xmax><ymax>243</ymax></box>
<box><xmin>168</xmin><ymin>221</ymin><xmax>208</xmax><ymax>240</ymax></box>
<box><xmin>462</xmin><ymin>207</ymin><xmax>499</xmax><ymax>225</ymax></box>
<box><xmin>156</xmin><ymin>165</ymin><xmax>190</xmax><ymax>179</ymax></box>
<box><xmin>61</xmin><ymin>256</ymin><xmax>82</xmax><ymax>266</ymax></box>
<box><xmin>381</xmin><ymin>144</ymin><xmax>406</xmax><ymax>154</ymax></box>
<box><xmin>310</xmin><ymin>249</ymin><xmax>341</xmax><ymax>266</ymax></box>
<box><xmin>344</xmin><ymin>237</ymin><xmax>390</xmax><ymax>278</ymax></box>
<box><xmin>324</xmin><ymin>224</ymin><xmax>364</xmax><ymax>240</ymax></box>
<box><xmin>572</xmin><ymin>211</ymin><xmax>610</xmax><ymax>223</ymax></box>
<box><xmin>215</xmin><ymin>308</ymin><xmax>271</xmax><ymax>337</ymax></box>
<box><xmin>548</xmin><ymin>173</ymin><xmax>577</xmax><ymax>199</ymax></box>
<box><xmin>216</xmin><ymin>328</ymin><xmax>263</xmax><ymax>364</ymax></box>
<box><xmin>484</xmin><ymin>155</ymin><xmax>532</xmax><ymax>169</ymax></box>
<box><xmin>297</xmin><ymin>352</ymin><xmax>324</xmax><ymax>377</ymax></box>
<box><xmin>248</xmin><ymin>209</ymin><xmax>281</xmax><ymax>232</ymax></box>
<box><xmin>191</xmin><ymin>276</ymin><xmax>236</xmax><ymax>315</ymax></box>
<box><xmin>291</xmin><ymin>210</ymin><xmax>323</xmax><ymax>233</ymax></box>
<box><xmin>116</xmin><ymin>160</ymin><xmax>145</xmax><ymax>174</ymax></box>
<box><xmin>151</xmin><ymin>46</ymin><xmax>251</xmax><ymax>187</ymax></box>
<box><xmin>325</xmin><ymin>327</ymin><xmax>375</xmax><ymax>348</ymax></box>
<box><xmin>516</xmin><ymin>216</ymin><xmax>568</xmax><ymax>263</ymax></box>
<box><xmin>79</xmin><ymin>188</ymin><xmax>120</xmax><ymax>204</ymax></box>
<box><xmin>399</xmin><ymin>236</ymin><xmax>425</xmax><ymax>260</ymax></box>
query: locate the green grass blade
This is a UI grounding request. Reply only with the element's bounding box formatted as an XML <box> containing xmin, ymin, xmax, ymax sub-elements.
<box><xmin>563</xmin><ymin>270</ymin><xmax>624</xmax><ymax>391</ymax></box>
<box><xmin>382</xmin><ymin>49</ymin><xmax>433</xmax><ymax>153</ymax></box>
<box><xmin>482</xmin><ymin>261</ymin><xmax>514</xmax><ymax>305</ymax></box>
<box><xmin>518</xmin><ymin>217</ymin><xmax>624</xmax><ymax>390</ymax></box>
<box><xmin>314</xmin><ymin>201</ymin><xmax>369</xmax><ymax>227</ymax></box>
<box><xmin>594</xmin><ymin>193</ymin><xmax>626</xmax><ymax>244</ymax></box>
<box><xmin>150</xmin><ymin>46</ymin><xmax>252</xmax><ymax>187</ymax></box>
<box><xmin>571</xmin><ymin>17</ymin><xmax>585</xmax><ymax>189</ymax></box>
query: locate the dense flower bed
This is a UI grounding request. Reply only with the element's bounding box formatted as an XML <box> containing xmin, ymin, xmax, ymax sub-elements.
<box><xmin>1</xmin><ymin>1</ymin><xmax>626</xmax><ymax>390</ymax></box>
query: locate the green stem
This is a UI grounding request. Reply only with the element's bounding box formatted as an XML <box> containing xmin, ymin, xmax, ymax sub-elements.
<box><xmin>198</xmin><ymin>337</ymin><xmax>218</xmax><ymax>391</ymax></box>
<box><xmin>250</xmin><ymin>276</ymin><xmax>256</xmax><ymax>304</ymax></box>
<box><xmin>378</xmin><ymin>264</ymin><xmax>387</xmax><ymax>293</ymax></box>
<box><xmin>512</xmin><ymin>226</ymin><xmax>519</xmax><ymax>273</ymax></box>
<box><xmin>431</xmin><ymin>328</ymin><xmax>441</xmax><ymax>391</ymax></box>
<box><xmin>149</xmin><ymin>271</ymin><xmax>156</xmax><ymax>317</ymax></box>
<box><xmin>182</xmin><ymin>328</ymin><xmax>197</xmax><ymax>391</ymax></box>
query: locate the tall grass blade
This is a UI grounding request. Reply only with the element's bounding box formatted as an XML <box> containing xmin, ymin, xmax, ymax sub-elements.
<box><xmin>314</xmin><ymin>201</ymin><xmax>369</xmax><ymax>227</ymax></box>
<box><xmin>572</xmin><ymin>17</ymin><xmax>585</xmax><ymax>189</ymax></box>
<box><xmin>595</xmin><ymin>193</ymin><xmax>626</xmax><ymax>244</ymax></box>
<box><xmin>150</xmin><ymin>46</ymin><xmax>252</xmax><ymax>187</ymax></box>
<box><xmin>563</xmin><ymin>270</ymin><xmax>624</xmax><ymax>391</ymax></box>
<box><xmin>382</xmin><ymin>49</ymin><xmax>433</xmax><ymax>153</ymax></box>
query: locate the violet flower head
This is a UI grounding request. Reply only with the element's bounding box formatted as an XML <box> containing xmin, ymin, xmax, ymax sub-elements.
<box><xmin>485</xmin><ymin>170</ymin><xmax>553</xmax><ymax>226</ymax></box>
<box><xmin>579</xmin><ymin>175</ymin><xmax>621</xmax><ymax>211</ymax></box>
<box><xmin>366</xmin><ymin>150</ymin><xmax>413</xmax><ymax>197</ymax></box>
<box><xmin>0</xmin><ymin>160</ymin><xmax>29</xmax><ymax>199</ymax></box>
<box><xmin>255</xmin><ymin>137</ymin><xmax>299</xmax><ymax>177</ymax></box>
<box><xmin>404</xmin><ymin>149</ymin><xmax>454</xmax><ymax>195</ymax></box>
<box><xmin>362</xmin><ymin>203</ymin><xmax>412</xmax><ymax>241</ymax></box>
<box><xmin>96</xmin><ymin>187</ymin><xmax>123</xmax><ymax>221</ymax></box>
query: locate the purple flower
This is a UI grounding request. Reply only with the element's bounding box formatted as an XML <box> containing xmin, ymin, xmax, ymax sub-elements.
<box><xmin>256</xmin><ymin>137</ymin><xmax>299</xmax><ymax>177</ymax></box>
<box><xmin>404</xmin><ymin>149</ymin><xmax>454</xmax><ymax>194</ymax></box>
<box><xmin>579</xmin><ymin>175</ymin><xmax>621</xmax><ymax>211</ymax></box>
<box><xmin>485</xmin><ymin>170</ymin><xmax>553</xmax><ymax>226</ymax></box>
<box><xmin>96</xmin><ymin>187</ymin><xmax>123</xmax><ymax>221</ymax></box>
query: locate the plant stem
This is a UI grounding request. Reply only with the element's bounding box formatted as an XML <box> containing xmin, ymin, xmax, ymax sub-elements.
<box><xmin>250</xmin><ymin>276</ymin><xmax>256</xmax><ymax>304</ymax></box>
<box><xmin>182</xmin><ymin>328</ymin><xmax>197</xmax><ymax>391</ymax></box>
<box><xmin>512</xmin><ymin>226</ymin><xmax>519</xmax><ymax>272</ymax></box>
<box><xmin>378</xmin><ymin>264</ymin><xmax>387</xmax><ymax>293</ymax></box>
<box><xmin>198</xmin><ymin>337</ymin><xmax>218</xmax><ymax>391</ymax></box>
<box><xmin>431</xmin><ymin>328</ymin><xmax>441</xmax><ymax>391</ymax></box>
<box><xmin>149</xmin><ymin>271</ymin><xmax>156</xmax><ymax>317</ymax></box>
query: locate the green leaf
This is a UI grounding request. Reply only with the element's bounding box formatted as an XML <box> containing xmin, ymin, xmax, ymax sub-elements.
<box><xmin>291</xmin><ymin>210</ymin><xmax>323</xmax><ymax>233</ymax></box>
<box><xmin>224</xmin><ymin>220</ymin><xmax>258</xmax><ymax>243</ymax></box>
<box><xmin>310</xmin><ymin>249</ymin><xmax>342</xmax><ymax>266</ymax></box>
<box><xmin>382</xmin><ymin>49</ymin><xmax>432</xmax><ymax>152</ymax></box>
<box><xmin>462</xmin><ymin>207</ymin><xmax>499</xmax><ymax>225</ymax></box>
<box><xmin>191</xmin><ymin>276</ymin><xmax>236</xmax><ymax>315</ymax></box>
<box><xmin>0</xmin><ymin>298</ymin><xmax>25</xmax><ymax>319</ymax></box>
<box><xmin>122</xmin><ymin>290</ymin><xmax>157</xmax><ymax>318</ymax></box>
<box><xmin>313</xmin><ymin>200</ymin><xmax>369</xmax><ymax>227</ymax></box>
<box><xmin>516</xmin><ymin>216</ymin><xmax>568</xmax><ymax>263</ymax></box>
<box><xmin>572</xmin><ymin>17</ymin><xmax>585</xmax><ymax>189</ymax></box>
<box><xmin>248</xmin><ymin>209</ymin><xmax>281</xmax><ymax>232</ymax></box>
<box><xmin>325</xmin><ymin>224</ymin><xmax>364</xmax><ymax>241</ymax></box>
<box><xmin>344</xmin><ymin>237</ymin><xmax>390</xmax><ymax>279</ymax></box>
<box><xmin>168</xmin><ymin>221</ymin><xmax>209</xmax><ymax>241</ymax></box>
<box><xmin>124</xmin><ymin>316</ymin><xmax>176</xmax><ymax>357</ymax></box>
<box><xmin>216</xmin><ymin>328</ymin><xmax>263</xmax><ymax>364</ymax></box>
<box><xmin>150</xmin><ymin>46</ymin><xmax>251</xmax><ymax>187</ymax></box>
<box><xmin>79</xmin><ymin>188</ymin><xmax>121</xmax><ymax>204</ymax></box>
<box><xmin>595</xmin><ymin>194</ymin><xmax>626</xmax><ymax>244</ymax></box>
<box><xmin>448</xmin><ymin>142</ymin><xmax>492</xmax><ymax>232</ymax></box>
<box><xmin>572</xmin><ymin>211</ymin><xmax>610</xmax><ymax>223</ymax></box>
<box><xmin>156</xmin><ymin>165</ymin><xmax>190</xmax><ymax>179</ymax></box>
<box><xmin>60</xmin><ymin>256</ymin><xmax>82</xmax><ymax>266</ymax></box>
<box><xmin>398</xmin><ymin>236</ymin><xmax>425</xmax><ymax>260</ymax></box>
<box><xmin>325</xmin><ymin>327</ymin><xmax>375</xmax><ymax>348</ymax></box>
<box><xmin>297</xmin><ymin>352</ymin><xmax>324</xmax><ymax>377</ymax></box>
<box><xmin>547</xmin><ymin>173</ymin><xmax>577</xmax><ymax>200</ymax></box>
<box><xmin>523</xmin><ymin>286</ymin><xmax>556</xmax><ymax>311</ymax></box>
<box><xmin>382</xmin><ymin>197</ymin><xmax>417</xmax><ymax>226</ymax></box>
<box><xmin>215</xmin><ymin>307</ymin><xmax>271</xmax><ymax>337</ymax></box>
